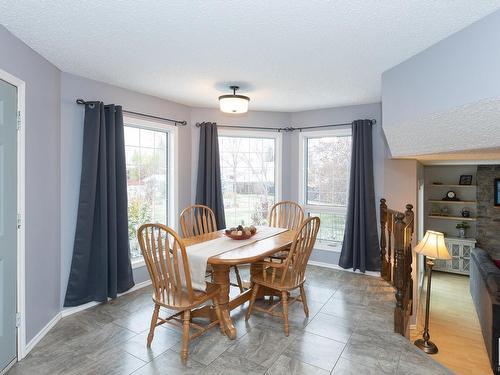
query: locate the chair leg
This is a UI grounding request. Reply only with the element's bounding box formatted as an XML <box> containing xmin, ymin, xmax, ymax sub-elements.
<box><xmin>282</xmin><ymin>291</ymin><xmax>289</xmax><ymax>336</ymax></box>
<box><xmin>245</xmin><ymin>283</ymin><xmax>259</xmax><ymax>321</ymax></box>
<box><xmin>300</xmin><ymin>285</ymin><xmax>309</xmax><ymax>317</ymax></box>
<box><xmin>233</xmin><ymin>266</ymin><xmax>244</xmax><ymax>293</ymax></box>
<box><xmin>181</xmin><ymin>310</ymin><xmax>191</xmax><ymax>362</ymax></box>
<box><xmin>212</xmin><ymin>296</ymin><xmax>225</xmax><ymax>334</ymax></box>
<box><xmin>147</xmin><ymin>304</ymin><xmax>160</xmax><ymax>347</ymax></box>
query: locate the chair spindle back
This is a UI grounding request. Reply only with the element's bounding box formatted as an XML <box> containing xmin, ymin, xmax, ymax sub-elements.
<box><xmin>281</xmin><ymin>216</ymin><xmax>320</xmax><ymax>286</ymax></box>
<box><xmin>269</xmin><ymin>201</ymin><xmax>304</xmax><ymax>230</ymax></box>
<box><xmin>180</xmin><ymin>204</ymin><xmax>218</xmax><ymax>238</ymax></box>
<box><xmin>137</xmin><ymin>223</ymin><xmax>194</xmax><ymax>305</ymax></box>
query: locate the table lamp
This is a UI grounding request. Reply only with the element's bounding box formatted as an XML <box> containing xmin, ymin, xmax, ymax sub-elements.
<box><xmin>413</xmin><ymin>230</ymin><xmax>451</xmax><ymax>354</ymax></box>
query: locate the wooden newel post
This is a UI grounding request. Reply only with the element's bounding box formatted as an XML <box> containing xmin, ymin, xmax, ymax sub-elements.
<box><xmin>405</xmin><ymin>204</ymin><xmax>414</xmax><ymax>310</ymax></box>
<box><xmin>394</xmin><ymin>212</ymin><xmax>406</xmax><ymax>336</ymax></box>
<box><xmin>380</xmin><ymin>199</ymin><xmax>388</xmax><ymax>280</ymax></box>
<box><xmin>405</xmin><ymin>204</ymin><xmax>414</xmax><ymax>234</ymax></box>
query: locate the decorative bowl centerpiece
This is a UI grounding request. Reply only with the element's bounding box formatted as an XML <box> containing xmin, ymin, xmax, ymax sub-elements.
<box><xmin>224</xmin><ymin>225</ymin><xmax>257</xmax><ymax>240</ymax></box>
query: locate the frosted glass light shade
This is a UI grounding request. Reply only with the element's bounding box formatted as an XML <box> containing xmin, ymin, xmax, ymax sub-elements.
<box><xmin>414</xmin><ymin>230</ymin><xmax>451</xmax><ymax>260</ymax></box>
<box><xmin>219</xmin><ymin>95</ymin><xmax>249</xmax><ymax>114</ymax></box>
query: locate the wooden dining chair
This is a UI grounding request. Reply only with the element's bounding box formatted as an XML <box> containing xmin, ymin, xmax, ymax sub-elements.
<box><xmin>180</xmin><ymin>204</ymin><xmax>244</xmax><ymax>292</ymax></box>
<box><xmin>246</xmin><ymin>216</ymin><xmax>320</xmax><ymax>336</ymax></box>
<box><xmin>137</xmin><ymin>223</ymin><xmax>224</xmax><ymax>362</ymax></box>
<box><xmin>269</xmin><ymin>201</ymin><xmax>305</xmax><ymax>230</ymax></box>
<box><xmin>267</xmin><ymin>201</ymin><xmax>305</xmax><ymax>262</ymax></box>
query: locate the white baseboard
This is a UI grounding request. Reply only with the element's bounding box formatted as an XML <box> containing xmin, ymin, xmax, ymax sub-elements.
<box><xmin>308</xmin><ymin>260</ymin><xmax>340</xmax><ymax>269</ymax></box>
<box><xmin>24</xmin><ymin>279</ymin><xmax>152</xmax><ymax>359</ymax></box>
<box><xmin>61</xmin><ymin>279</ymin><xmax>152</xmax><ymax>318</ymax></box>
<box><xmin>61</xmin><ymin>301</ymin><xmax>100</xmax><ymax>318</ymax></box>
<box><xmin>308</xmin><ymin>260</ymin><xmax>381</xmax><ymax>277</ymax></box>
<box><xmin>24</xmin><ymin>312</ymin><xmax>62</xmax><ymax>356</ymax></box>
<box><xmin>0</xmin><ymin>358</ymin><xmax>17</xmax><ymax>375</ymax></box>
<box><xmin>122</xmin><ymin>279</ymin><xmax>152</xmax><ymax>294</ymax></box>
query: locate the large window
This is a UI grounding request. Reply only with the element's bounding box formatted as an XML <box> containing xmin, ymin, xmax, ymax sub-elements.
<box><xmin>219</xmin><ymin>131</ymin><xmax>281</xmax><ymax>227</ymax></box>
<box><xmin>124</xmin><ymin>117</ymin><xmax>176</xmax><ymax>260</ymax></box>
<box><xmin>300</xmin><ymin>129</ymin><xmax>351</xmax><ymax>251</ymax></box>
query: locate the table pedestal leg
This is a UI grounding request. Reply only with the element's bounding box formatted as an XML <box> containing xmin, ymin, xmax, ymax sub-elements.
<box><xmin>212</xmin><ymin>264</ymin><xmax>237</xmax><ymax>339</ymax></box>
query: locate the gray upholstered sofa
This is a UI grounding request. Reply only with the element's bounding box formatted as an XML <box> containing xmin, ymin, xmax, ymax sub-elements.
<box><xmin>470</xmin><ymin>247</ymin><xmax>500</xmax><ymax>375</ymax></box>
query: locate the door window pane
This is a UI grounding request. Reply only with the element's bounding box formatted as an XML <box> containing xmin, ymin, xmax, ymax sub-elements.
<box><xmin>125</xmin><ymin>126</ymin><xmax>168</xmax><ymax>259</ymax></box>
<box><xmin>219</xmin><ymin>135</ymin><xmax>277</xmax><ymax>227</ymax></box>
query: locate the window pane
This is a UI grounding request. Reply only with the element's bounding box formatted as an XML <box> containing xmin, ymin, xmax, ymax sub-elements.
<box><xmin>304</xmin><ymin>133</ymin><xmax>351</xmax><ymax>249</ymax></box>
<box><xmin>219</xmin><ymin>135</ymin><xmax>276</xmax><ymax>227</ymax></box>
<box><xmin>125</xmin><ymin>126</ymin><xmax>168</xmax><ymax>259</ymax></box>
<box><xmin>308</xmin><ymin>211</ymin><xmax>347</xmax><ymax>245</ymax></box>
<box><xmin>306</xmin><ymin>136</ymin><xmax>351</xmax><ymax>206</ymax></box>
<box><xmin>124</xmin><ymin>126</ymin><xmax>140</xmax><ymax>147</ymax></box>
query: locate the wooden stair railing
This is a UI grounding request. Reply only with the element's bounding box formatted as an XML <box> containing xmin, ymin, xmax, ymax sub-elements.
<box><xmin>380</xmin><ymin>198</ymin><xmax>414</xmax><ymax>337</ymax></box>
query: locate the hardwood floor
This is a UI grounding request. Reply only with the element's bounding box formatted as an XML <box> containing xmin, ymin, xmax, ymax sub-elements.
<box><xmin>410</xmin><ymin>271</ymin><xmax>492</xmax><ymax>375</ymax></box>
<box><xmin>10</xmin><ymin>266</ymin><xmax>451</xmax><ymax>375</ymax></box>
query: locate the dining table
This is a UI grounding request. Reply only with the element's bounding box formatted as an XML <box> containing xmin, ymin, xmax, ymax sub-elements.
<box><xmin>181</xmin><ymin>228</ymin><xmax>295</xmax><ymax>339</ymax></box>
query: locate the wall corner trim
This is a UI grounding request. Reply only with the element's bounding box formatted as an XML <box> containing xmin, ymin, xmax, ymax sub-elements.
<box><xmin>23</xmin><ymin>312</ymin><xmax>62</xmax><ymax>359</ymax></box>
<box><xmin>22</xmin><ymin>279</ymin><xmax>152</xmax><ymax>360</ymax></box>
<box><xmin>61</xmin><ymin>279</ymin><xmax>152</xmax><ymax>318</ymax></box>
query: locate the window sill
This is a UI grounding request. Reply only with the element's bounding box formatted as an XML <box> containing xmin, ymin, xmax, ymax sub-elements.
<box><xmin>131</xmin><ymin>259</ymin><xmax>146</xmax><ymax>269</ymax></box>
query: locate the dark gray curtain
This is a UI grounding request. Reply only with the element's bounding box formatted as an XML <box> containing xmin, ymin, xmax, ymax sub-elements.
<box><xmin>64</xmin><ymin>102</ymin><xmax>134</xmax><ymax>307</ymax></box>
<box><xmin>195</xmin><ymin>122</ymin><xmax>226</xmax><ymax>229</ymax></box>
<box><xmin>339</xmin><ymin>119</ymin><xmax>380</xmax><ymax>272</ymax></box>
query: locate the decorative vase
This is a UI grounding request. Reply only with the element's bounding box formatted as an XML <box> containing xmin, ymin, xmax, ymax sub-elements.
<box><xmin>458</xmin><ymin>228</ymin><xmax>466</xmax><ymax>238</ymax></box>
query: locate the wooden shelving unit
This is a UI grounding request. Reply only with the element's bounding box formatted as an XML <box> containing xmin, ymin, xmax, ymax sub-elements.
<box><xmin>424</xmin><ymin>167</ymin><xmax>479</xmax><ymax>277</ymax></box>
<box><xmin>428</xmin><ymin>215</ymin><xmax>477</xmax><ymax>222</ymax></box>
<box><xmin>428</xmin><ymin>184</ymin><xmax>477</xmax><ymax>188</ymax></box>
<box><xmin>428</xmin><ymin>200</ymin><xmax>477</xmax><ymax>204</ymax></box>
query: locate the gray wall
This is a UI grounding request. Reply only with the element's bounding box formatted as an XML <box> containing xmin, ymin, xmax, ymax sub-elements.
<box><xmin>382</xmin><ymin>9</ymin><xmax>500</xmax><ymax>157</ymax></box>
<box><xmin>0</xmin><ymin>25</ymin><xmax>61</xmax><ymax>341</ymax></box>
<box><xmin>60</xmin><ymin>72</ymin><xmax>192</xmax><ymax>296</ymax></box>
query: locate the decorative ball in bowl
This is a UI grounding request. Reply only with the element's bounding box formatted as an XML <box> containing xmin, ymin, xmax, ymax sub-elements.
<box><xmin>224</xmin><ymin>225</ymin><xmax>257</xmax><ymax>240</ymax></box>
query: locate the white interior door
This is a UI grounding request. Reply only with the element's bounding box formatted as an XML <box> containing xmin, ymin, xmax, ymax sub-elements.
<box><xmin>0</xmin><ymin>78</ymin><xmax>18</xmax><ymax>371</ymax></box>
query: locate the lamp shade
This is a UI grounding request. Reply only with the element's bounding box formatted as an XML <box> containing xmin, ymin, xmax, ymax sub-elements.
<box><xmin>413</xmin><ymin>230</ymin><xmax>451</xmax><ymax>260</ymax></box>
<box><xmin>219</xmin><ymin>95</ymin><xmax>249</xmax><ymax>113</ymax></box>
<box><xmin>218</xmin><ymin>85</ymin><xmax>250</xmax><ymax>114</ymax></box>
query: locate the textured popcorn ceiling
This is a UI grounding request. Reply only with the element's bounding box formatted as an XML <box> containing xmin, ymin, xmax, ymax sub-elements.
<box><xmin>387</xmin><ymin>98</ymin><xmax>500</xmax><ymax>159</ymax></box>
<box><xmin>1</xmin><ymin>0</ymin><xmax>500</xmax><ymax>111</ymax></box>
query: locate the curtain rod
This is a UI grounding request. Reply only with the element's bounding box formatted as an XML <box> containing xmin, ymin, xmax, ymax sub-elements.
<box><xmin>76</xmin><ymin>99</ymin><xmax>188</xmax><ymax>126</ymax></box>
<box><xmin>195</xmin><ymin>119</ymin><xmax>376</xmax><ymax>132</ymax></box>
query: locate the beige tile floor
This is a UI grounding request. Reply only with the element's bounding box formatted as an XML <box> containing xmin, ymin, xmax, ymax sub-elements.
<box><xmin>10</xmin><ymin>266</ymin><xmax>452</xmax><ymax>375</ymax></box>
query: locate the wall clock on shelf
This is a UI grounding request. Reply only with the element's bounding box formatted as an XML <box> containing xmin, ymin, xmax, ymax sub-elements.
<box><xmin>442</xmin><ymin>191</ymin><xmax>459</xmax><ymax>201</ymax></box>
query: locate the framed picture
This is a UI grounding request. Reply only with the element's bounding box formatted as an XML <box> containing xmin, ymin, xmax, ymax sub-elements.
<box><xmin>495</xmin><ymin>178</ymin><xmax>500</xmax><ymax>207</ymax></box>
<box><xmin>459</xmin><ymin>175</ymin><xmax>473</xmax><ymax>185</ymax></box>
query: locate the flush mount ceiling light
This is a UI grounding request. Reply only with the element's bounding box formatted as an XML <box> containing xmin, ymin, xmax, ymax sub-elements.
<box><xmin>219</xmin><ymin>86</ymin><xmax>250</xmax><ymax>114</ymax></box>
